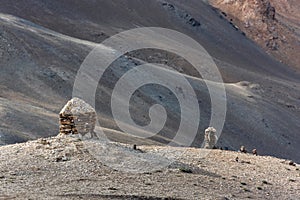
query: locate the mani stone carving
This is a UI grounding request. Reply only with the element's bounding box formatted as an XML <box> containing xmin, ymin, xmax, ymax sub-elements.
<box><xmin>204</xmin><ymin>127</ymin><xmax>217</xmax><ymax>149</ymax></box>
<box><xmin>59</xmin><ymin>97</ymin><xmax>96</xmax><ymax>136</ymax></box>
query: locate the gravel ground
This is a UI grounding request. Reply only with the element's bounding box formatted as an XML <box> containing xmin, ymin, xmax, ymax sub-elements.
<box><xmin>0</xmin><ymin>135</ymin><xmax>299</xmax><ymax>200</ymax></box>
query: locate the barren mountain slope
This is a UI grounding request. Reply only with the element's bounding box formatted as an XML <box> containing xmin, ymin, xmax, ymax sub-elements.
<box><xmin>0</xmin><ymin>0</ymin><xmax>300</xmax><ymax>163</ymax></box>
<box><xmin>0</xmin><ymin>135</ymin><xmax>299</xmax><ymax>199</ymax></box>
<box><xmin>208</xmin><ymin>0</ymin><xmax>300</xmax><ymax>69</ymax></box>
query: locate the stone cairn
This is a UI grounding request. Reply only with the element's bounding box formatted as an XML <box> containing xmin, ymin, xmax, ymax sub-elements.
<box><xmin>59</xmin><ymin>97</ymin><xmax>96</xmax><ymax>136</ymax></box>
<box><xmin>240</xmin><ymin>145</ymin><xmax>247</xmax><ymax>153</ymax></box>
<box><xmin>204</xmin><ymin>127</ymin><xmax>217</xmax><ymax>149</ymax></box>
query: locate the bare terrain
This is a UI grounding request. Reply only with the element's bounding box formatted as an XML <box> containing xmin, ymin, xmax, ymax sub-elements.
<box><xmin>0</xmin><ymin>2</ymin><xmax>300</xmax><ymax>197</ymax></box>
<box><xmin>209</xmin><ymin>0</ymin><xmax>300</xmax><ymax>69</ymax></box>
<box><xmin>0</xmin><ymin>135</ymin><xmax>299</xmax><ymax>199</ymax></box>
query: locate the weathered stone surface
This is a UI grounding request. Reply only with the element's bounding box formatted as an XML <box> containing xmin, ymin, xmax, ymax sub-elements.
<box><xmin>203</xmin><ymin>127</ymin><xmax>217</xmax><ymax>149</ymax></box>
<box><xmin>59</xmin><ymin>97</ymin><xmax>96</xmax><ymax>136</ymax></box>
<box><xmin>252</xmin><ymin>148</ymin><xmax>257</xmax><ymax>155</ymax></box>
<box><xmin>59</xmin><ymin>97</ymin><xmax>95</xmax><ymax>116</ymax></box>
<box><xmin>240</xmin><ymin>146</ymin><xmax>247</xmax><ymax>153</ymax></box>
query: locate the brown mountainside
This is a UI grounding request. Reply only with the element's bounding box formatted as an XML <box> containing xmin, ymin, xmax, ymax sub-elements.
<box><xmin>209</xmin><ymin>0</ymin><xmax>300</xmax><ymax>69</ymax></box>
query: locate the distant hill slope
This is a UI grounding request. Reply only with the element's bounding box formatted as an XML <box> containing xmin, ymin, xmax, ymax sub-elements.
<box><xmin>0</xmin><ymin>0</ymin><xmax>300</xmax><ymax>163</ymax></box>
<box><xmin>0</xmin><ymin>135</ymin><xmax>299</xmax><ymax>199</ymax></box>
<box><xmin>208</xmin><ymin>0</ymin><xmax>300</xmax><ymax>69</ymax></box>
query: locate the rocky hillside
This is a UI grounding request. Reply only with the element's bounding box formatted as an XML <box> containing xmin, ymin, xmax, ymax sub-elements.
<box><xmin>208</xmin><ymin>0</ymin><xmax>300</xmax><ymax>69</ymax></box>
<box><xmin>0</xmin><ymin>135</ymin><xmax>299</xmax><ymax>199</ymax></box>
<box><xmin>0</xmin><ymin>0</ymin><xmax>300</xmax><ymax>163</ymax></box>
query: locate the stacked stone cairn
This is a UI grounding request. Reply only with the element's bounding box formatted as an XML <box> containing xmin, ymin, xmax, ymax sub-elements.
<box><xmin>204</xmin><ymin>127</ymin><xmax>217</xmax><ymax>149</ymax></box>
<box><xmin>59</xmin><ymin>97</ymin><xmax>96</xmax><ymax>136</ymax></box>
